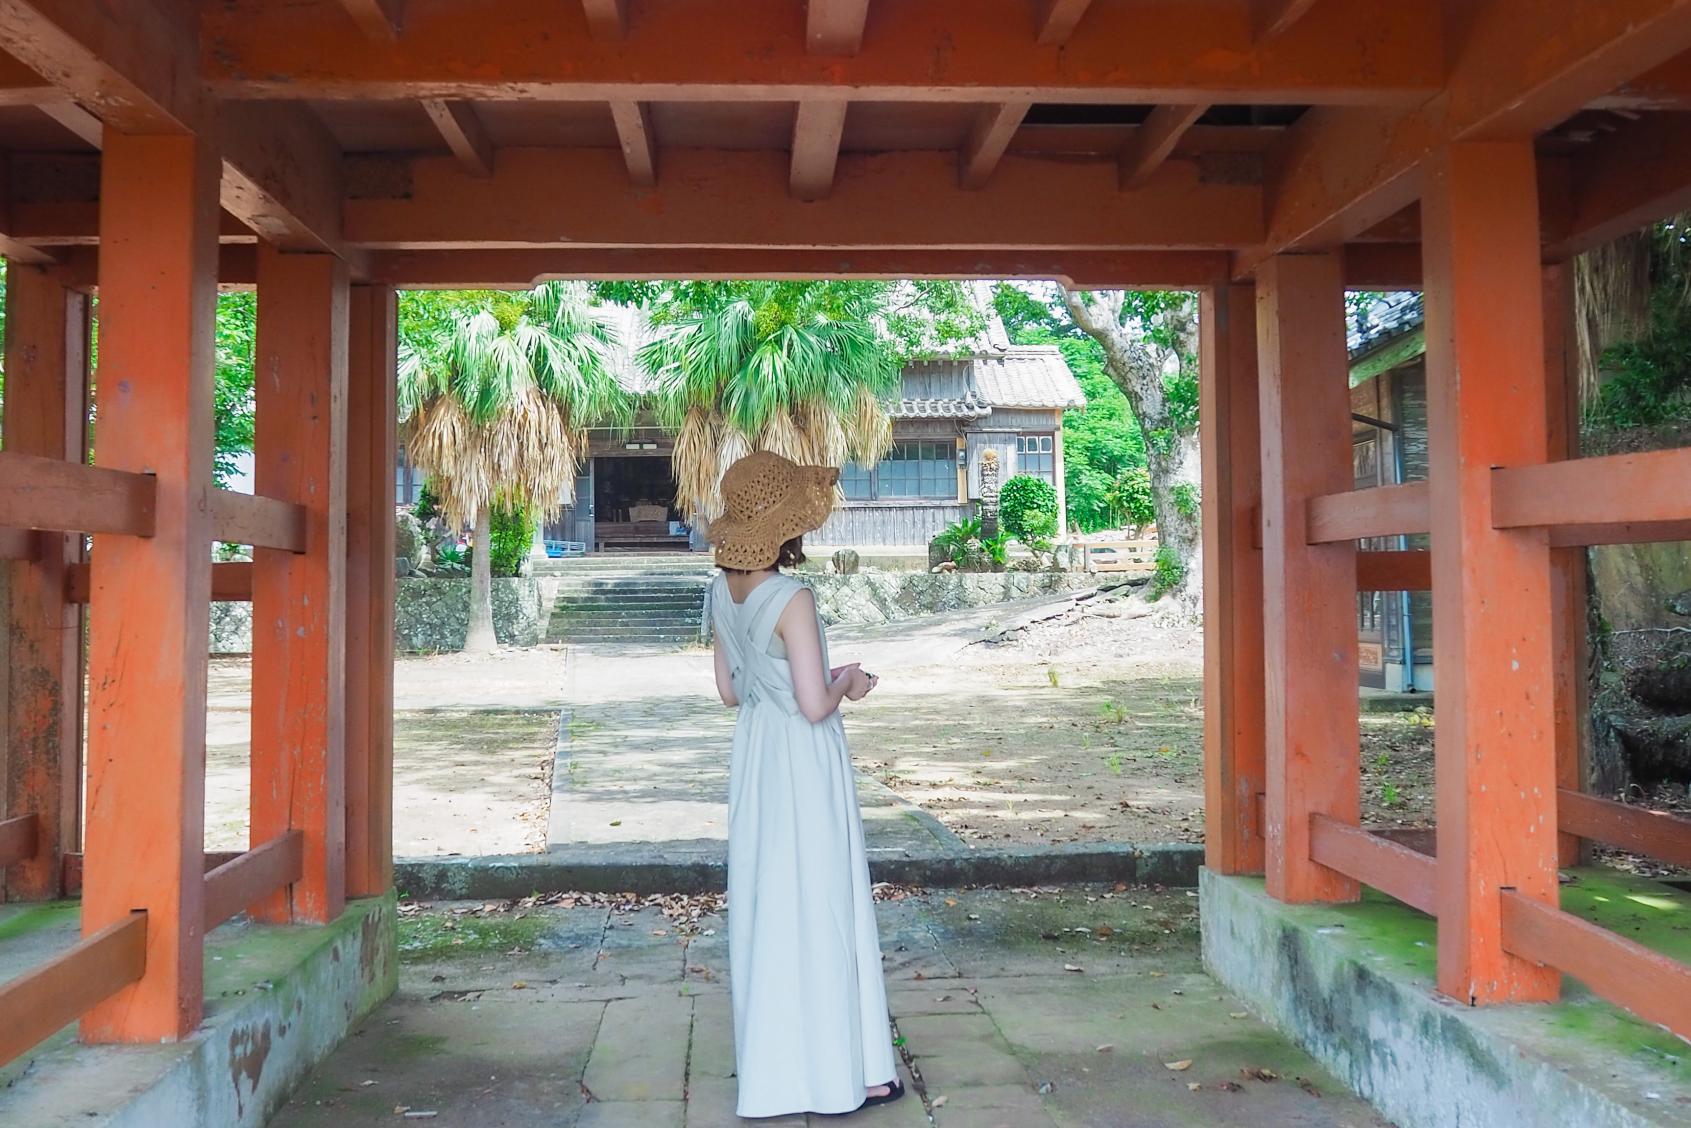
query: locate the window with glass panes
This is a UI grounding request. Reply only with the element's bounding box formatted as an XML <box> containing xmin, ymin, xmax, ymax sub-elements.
<box><xmin>840</xmin><ymin>440</ymin><xmax>956</xmax><ymax>500</ymax></box>
<box><xmin>1016</xmin><ymin>434</ymin><xmax>1055</xmax><ymax>482</ymax></box>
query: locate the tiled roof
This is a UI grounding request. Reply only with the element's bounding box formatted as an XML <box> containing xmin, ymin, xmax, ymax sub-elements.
<box><xmin>888</xmin><ymin>391</ymin><xmax>993</xmax><ymax>419</ymax></box>
<box><xmin>969</xmin><ymin>346</ymin><xmax>1087</xmax><ymax>409</ymax></box>
<box><xmin>1348</xmin><ymin>292</ymin><xmax>1423</xmax><ymax>359</ymax></box>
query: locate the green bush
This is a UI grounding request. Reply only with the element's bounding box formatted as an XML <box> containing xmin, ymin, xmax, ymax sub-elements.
<box><xmin>1148</xmin><ymin>544</ymin><xmax>1186</xmax><ymax>601</ymax></box>
<box><xmin>1111</xmin><ymin>468</ymin><xmax>1156</xmax><ymax>527</ymax></box>
<box><xmin>1172</xmin><ymin>482</ymin><xmax>1199</xmax><ymax>518</ymax></box>
<box><xmin>487</xmin><ymin>504</ymin><xmax>535</xmax><ymax>578</ymax></box>
<box><xmin>999</xmin><ymin>475</ymin><xmax>1058</xmax><ymax>548</ymax></box>
<box><xmin>413</xmin><ymin>481</ymin><xmax>442</xmax><ymax>525</ymax></box>
<box><xmin>931</xmin><ymin>516</ymin><xmax>1009</xmax><ymax>571</ymax></box>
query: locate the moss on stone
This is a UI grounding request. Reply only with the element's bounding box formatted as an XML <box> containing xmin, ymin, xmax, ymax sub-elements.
<box><xmin>399</xmin><ymin>911</ymin><xmax>551</xmax><ymax>961</ymax></box>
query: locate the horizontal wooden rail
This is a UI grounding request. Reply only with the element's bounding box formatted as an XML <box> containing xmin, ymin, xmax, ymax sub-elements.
<box><xmin>210</xmin><ymin>489</ymin><xmax>308</xmax><ymax>552</ymax></box>
<box><xmin>1548</xmin><ymin>519</ymin><xmax>1691</xmax><ymax>548</ymax></box>
<box><xmin>1356</xmin><ymin>549</ymin><xmax>1431</xmax><ymax>591</ymax></box>
<box><xmin>0</xmin><ymin>912</ymin><xmax>147</xmax><ymax>1068</ymax></box>
<box><xmin>1494</xmin><ymin>448</ymin><xmax>1691</xmax><ymax>531</ymax></box>
<box><xmin>1500</xmin><ymin>890</ymin><xmax>1691</xmax><ymax>1041</ymax></box>
<box><xmin>0</xmin><ymin>527</ymin><xmax>36</xmax><ymax>560</ymax></box>
<box><xmin>203</xmin><ymin>830</ymin><xmax>304</xmax><ymax>931</ymax></box>
<box><xmin>0</xmin><ymin>813</ymin><xmax>40</xmax><ymax>867</ymax></box>
<box><xmin>1306</xmin><ymin>482</ymin><xmax>1430</xmax><ymax>544</ymax></box>
<box><xmin>65</xmin><ymin>560</ymin><xmax>255</xmax><ymax>604</ymax></box>
<box><xmin>1558</xmin><ymin>789</ymin><xmax>1691</xmax><ymax>870</ymax></box>
<box><xmin>0</xmin><ymin>451</ymin><xmax>156</xmax><ymax>538</ymax></box>
<box><xmin>1308</xmin><ymin>814</ymin><xmax>1438</xmax><ymax>915</ymax></box>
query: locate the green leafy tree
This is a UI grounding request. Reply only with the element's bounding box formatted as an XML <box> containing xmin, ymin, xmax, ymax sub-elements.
<box><xmin>213</xmin><ymin>292</ymin><xmax>257</xmax><ymax>488</ymax></box>
<box><xmin>999</xmin><ymin>474</ymin><xmax>1059</xmax><ymax>551</ymax></box>
<box><xmin>400</xmin><ymin>282</ymin><xmax>630</xmax><ymax>652</ymax></box>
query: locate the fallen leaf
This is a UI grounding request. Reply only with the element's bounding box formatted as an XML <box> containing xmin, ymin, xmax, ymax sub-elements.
<box><xmin>1095</xmin><ymin>1044</ymin><xmax>1115</xmax><ymax>1054</ymax></box>
<box><xmin>1164</xmin><ymin>1060</ymin><xmax>1194</xmax><ymax>1071</ymax></box>
<box><xmin>944</xmin><ymin>898</ymin><xmax>958</xmax><ymax>906</ymax></box>
<box><xmin>609</xmin><ymin>820</ymin><xmax>621</xmax><ymax>827</ymax></box>
<box><xmin>1218</xmin><ymin>1080</ymin><xmax>1244</xmax><ymax>1093</ymax></box>
<box><xmin>1037</xmin><ymin>1081</ymin><xmax>1056</xmax><ymax>1095</ymax></box>
<box><xmin>1229</xmin><ymin>1011</ymin><xmax>1249</xmax><ymax>1019</ymax></box>
<box><xmin>1187</xmin><ymin>1082</ymin><xmax>1202</xmax><ymax>1092</ymax></box>
<box><xmin>931</xmin><ymin>1095</ymin><xmax>949</xmax><ymax>1108</ymax></box>
<box><xmin>1297</xmin><ymin>1078</ymin><xmax>1323</xmax><ymax>1098</ymax></box>
<box><xmin>1243</xmin><ymin>1067</ymin><xmax>1279</xmax><ymax>1082</ymax></box>
<box><xmin>1063</xmin><ymin>964</ymin><xmax>1085</xmax><ymax>973</ymax></box>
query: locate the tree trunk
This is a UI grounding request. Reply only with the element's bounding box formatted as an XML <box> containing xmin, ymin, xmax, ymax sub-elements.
<box><xmin>465</xmin><ymin>503</ymin><xmax>498</xmax><ymax>653</ymax></box>
<box><xmin>1061</xmin><ymin>289</ymin><xmax>1203</xmax><ymax>612</ymax></box>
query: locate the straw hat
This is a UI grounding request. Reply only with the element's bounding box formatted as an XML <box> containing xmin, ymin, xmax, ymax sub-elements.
<box><xmin>708</xmin><ymin>451</ymin><xmax>839</xmax><ymax>571</ymax></box>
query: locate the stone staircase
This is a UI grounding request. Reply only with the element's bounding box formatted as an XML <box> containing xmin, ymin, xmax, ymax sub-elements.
<box><xmin>540</xmin><ymin>553</ymin><xmax>716</xmax><ymax>647</ymax></box>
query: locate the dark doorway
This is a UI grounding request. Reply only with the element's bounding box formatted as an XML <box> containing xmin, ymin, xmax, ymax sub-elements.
<box><xmin>594</xmin><ymin>455</ymin><xmax>689</xmax><ymax>552</ymax></box>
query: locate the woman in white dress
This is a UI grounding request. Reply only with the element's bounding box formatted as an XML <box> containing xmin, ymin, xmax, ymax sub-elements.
<box><xmin>707</xmin><ymin>451</ymin><xmax>904</xmax><ymax>1119</ymax></box>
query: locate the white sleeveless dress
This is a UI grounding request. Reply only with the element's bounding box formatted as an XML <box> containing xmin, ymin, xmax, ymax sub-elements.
<box><xmin>711</xmin><ymin>572</ymin><xmax>898</xmax><ymax>1118</ymax></box>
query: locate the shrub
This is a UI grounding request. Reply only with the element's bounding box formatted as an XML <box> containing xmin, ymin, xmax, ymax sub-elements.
<box><xmin>1148</xmin><ymin>544</ymin><xmax>1185</xmax><ymax>600</ymax></box>
<box><xmin>1111</xmin><ymin>468</ymin><xmax>1156</xmax><ymax>528</ymax></box>
<box><xmin>487</xmin><ymin>504</ymin><xmax>535</xmax><ymax>577</ymax></box>
<box><xmin>999</xmin><ymin>475</ymin><xmax>1058</xmax><ymax>548</ymax></box>
<box><xmin>413</xmin><ymin>481</ymin><xmax>442</xmax><ymax>525</ymax></box>
<box><xmin>1172</xmin><ymin>482</ymin><xmax>1199</xmax><ymax>518</ymax></box>
<box><xmin>932</xmin><ymin>516</ymin><xmax>983</xmax><ymax>563</ymax></box>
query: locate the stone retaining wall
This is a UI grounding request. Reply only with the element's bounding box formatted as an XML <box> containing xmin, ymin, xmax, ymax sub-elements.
<box><xmin>800</xmin><ymin>571</ymin><xmax>1095</xmax><ymax>626</ymax></box>
<box><xmin>210</xmin><ymin>576</ymin><xmax>545</xmax><ymax>654</ymax></box>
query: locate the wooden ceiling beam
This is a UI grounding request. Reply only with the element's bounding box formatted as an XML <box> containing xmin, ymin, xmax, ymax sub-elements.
<box><xmin>790</xmin><ymin>102</ymin><xmax>847</xmax><ymax>201</ymax></box>
<box><xmin>1254</xmin><ymin>0</ymin><xmax>1321</xmax><ymax>41</ymax></box>
<box><xmin>197</xmin><ymin>0</ymin><xmax>1443</xmax><ymax>106</ymax></box>
<box><xmin>1035</xmin><ymin>0</ymin><xmax>1095</xmax><ymax>46</ymax></box>
<box><xmin>217</xmin><ymin>103</ymin><xmax>347</xmax><ymax>255</ymax></box>
<box><xmin>608</xmin><ymin>100</ymin><xmax>658</xmax><ymax>187</ymax></box>
<box><xmin>421</xmin><ymin>98</ymin><xmax>494</xmax><ymax>178</ymax></box>
<box><xmin>1245</xmin><ymin>0</ymin><xmax>1691</xmax><ymax>271</ymax></box>
<box><xmin>1553</xmin><ymin>111</ymin><xmax>1691</xmax><ymax>259</ymax></box>
<box><xmin>580</xmin><ymin>0</ymin><xmax>626</xmax><ymax>41</ymax></box>
<box><xmin>339</xmin><ymin>147</ymin><xmax>1263</xmax><ymax>249</ymax></box>
<box><xmin>338</xmin><ymin>0</ymin><xmax>402</xmax><ymax>42</ymax></box>
<box><xmin>959</xmin><ymin>102</ymin><xmax>1030</xmax><ymax>189</ymax></box>
<box><xmin>37</xmin><ymin>98</ymin><xmax>99</xmax><ymax>146</ymax></box>
<box><xmin>806</xmin><ymin>0</ymin><xmax>870</xmax><ymax>55</ymax></box>
<box><xmin>1119</xmin><ymin>104</ymin><xmax>1207</xmax><ymax>190</ymax></box>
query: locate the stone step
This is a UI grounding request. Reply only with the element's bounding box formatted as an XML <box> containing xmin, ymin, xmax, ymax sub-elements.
<box><xmin>551</xmin><ymin>584</ymin><xmax>708</xmax><ymax>597</ymax></box>
<box><xmin>552</xmin><ymin>616</ymin><xmax>701</xmax><ymax>631</ymax></box>
<box><xmin>548</xmin><ymin>630</ymin><xmax>700</xmax><ymax>645</ymax></box>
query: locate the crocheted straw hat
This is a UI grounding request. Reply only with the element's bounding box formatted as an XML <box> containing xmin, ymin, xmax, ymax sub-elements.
<box><xmin>709</xmin><ymin>451</ymin><xmax>839</xmax><ymax>571</ymax></box>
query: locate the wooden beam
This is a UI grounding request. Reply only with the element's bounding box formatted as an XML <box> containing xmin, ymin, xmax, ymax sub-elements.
<box><xmin>1492</xmin><ymin>448</ymin><xmax>1691</xmax><ymax>531</ymax></box>
<box><xmin>607</xmin><ymin>100</ymin><xmax>657</xmax><ymax>188</ymax></box>
<box><xmin>1357</xmin><ymin>549</ymin><xmax>1431</xmax><ymax>591</ymax></box>
<box><xmin>202</xmin><ymin>831</ymin><xmax>305</xmax><ymax>931</ymax></box>
<box><xmin>65</xmin><ymin>560</ymin><xmax>253</xmax><ymax>605</ymax></box>
<box><xmin>0</xmin><ymin>0</ymin><xmax>201</xmax><ymax>132</ymax></box>
<box><xmin>217</xmin><ymin>102</ymin><xmax>346</xmax><ymax>254</ymax></box>
<box><xmin>1500</xmin><ymin>891</ymin><xmax>1691</xmax><ymax>1041</ymax></box>
<box><xmin>421</xmin><ymin>99</ymin><xmax>494</xmax><ymax>179</ymax></box>
<box><xmin>0</xmin><ymin>912</ymin><xmax>146</xmax><ymax>1068</ymax></box>
<box><xmin>2</xmin><ymin>260</ymin><xmax>88</xmax><ymax>901</ymax></box>
<box><xmin>1559</xmin><ymin>790</ymin><xmax>1691</xmax><ymax>869</ymax></box>
<box><xmin>1199</xmin><ymin>283</ymin><xmax>1266</xmax><ymax>876</ymax></box>
<box><xmin>790</xmin><ymin>101</ymin><xmax>848</xmax><ymax>201</ymax></box>
<box><xmin>1254</xmin><ymin>0</ymin><xmax>1321</xmax><ymax>41</ymax></box>
<box><xmin>1035</xmin><ymin>0</ymin><xmax>1094</xmax><ymax>46</ymax></box>
<box><xmin>0</xmin><ymin>451</ymin><xmax>154</xmax><ymax>537</ymax></box>
<box><xmin>960</xmin><ymin>102</ymin><xmax>1030</xmax><ymax>190</ymax></box>
<box><xmin>1547</xmin><ymin>519</ymin><xmax>1691</xmax><ymax>547</ymax></box>
<box><xmin>1309</xmin><ymin>815</ymin><xmax>1437</xmax><ymax>915</ymax></box>
<box><xmin>1256</xmin><ymin>251</ymin><xmax>1360</xmax><ymax>905</ymax></box>
<box><xmin>1555</xmin><ymin>113</ymin><xmax>1691</xmax><ymax>260</ymax></box>
<box><xmin>209</xmin><ymin>490</ymin><xmax>308</xmax><ymax>553</ymax></box>
<box><xmin>364</xmin><ymin>247</ymin><xmax>1237</xmax><ymax>289</ymax></box>
<box><xmin>199</xmin><ymin>0</ymin><xmax>1443</xmax><ymax>105</ymax></box>
<box><xmin>1425</xmin><ymin>141</ymin><xmax>1560</xmax><ymax>1007</ymax></box>
<box><xmin>37</xmin><ymin>99</ymin><xmax>99</xmax><ymax>146</ymax></box>
<box><xmin>0</xmin><ymin>528</ymin><xmax>34</xmax><ymax>559</ymax></box>
<box><xmin>806</xmin><ymin>0</ymin><xmax>871</xmax><ymax>55</ymax></box>
<box><xmin>344</xmin><ymin>148</ymin><xmax>1264</xmax><ymax>250</ymax></box>
<box><xmin>580</xmin><ymin>0</ymin><xmax>626</xmax><ymax>41</ymax></box>
<box><xmin>83</xmin><ymin>130</ymin><xmax>218</xmax><ymax>1043</ymax></box>
<box><xmin>339</xmin><ymin>0</ymin><xmax>402</xmax><ymax>42</ymax></box>
<box><xmin>1543</xmin><ymin>262</ymin><xmax>1586</xmax><ymax>868</ymax></box>
<box><xmin>0</xmin><ymin>813</ymin><xmax>38</xmax><ymax>867</ymax></box>
<box><xmin>1252</xmin><ymin>0</ymin><xmax>1691</xmax><ymax>265</ymax></box>
<box><xmin>1119</xmin><ymin>104</ymin><xmax>1206</xmax><ymax>190</ymax></box>
<box><xmin>345</xmin><ymin>285</ymin><xmax>398</xmax><ymax>898</ymax></box>
<box><xmin>1305</xmin><ymin>482</ymin><xmax>1430</xmax><ymax>543</ymax></box>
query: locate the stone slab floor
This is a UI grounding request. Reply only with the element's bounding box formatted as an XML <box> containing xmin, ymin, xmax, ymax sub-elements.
<box><xmin>272</xmin><ymin>886</ymin><xmax>1388</xmax><ymax>1127</ymax></box>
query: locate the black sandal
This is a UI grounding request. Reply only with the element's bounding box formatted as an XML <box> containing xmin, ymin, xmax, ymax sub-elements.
<box><xmin>857</xmin><ymin>1078</ymin><xmax>905</xmax><ymax>1111</ymax></box>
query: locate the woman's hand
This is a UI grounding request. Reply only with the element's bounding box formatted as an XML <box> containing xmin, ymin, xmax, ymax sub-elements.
<box><xmin>842</xmin><ymin>666</ymin><xmax>876</xmax><ymax>701</ymax></box>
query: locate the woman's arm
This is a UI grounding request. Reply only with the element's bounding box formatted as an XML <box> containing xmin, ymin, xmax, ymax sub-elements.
<box><xmin>713</xmin><ymin>636</ymin><xmax>740</xmax><ymax>707</ymax></box>
<box><xmin>777</xmin><ymin>588</ymin><xmax>867</xmax><ymax>723</ymax></box>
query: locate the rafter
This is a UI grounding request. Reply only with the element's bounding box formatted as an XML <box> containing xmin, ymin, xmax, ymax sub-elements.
<box><xmin>790</xmin><ymin>101</ymin><xmax>847</xmax><ymax>201</ymax></box>
<box><xmin>1254</xmin><ymin>0</ymin><xmax>1321</xmax><ymax>41</ymax></box>
<box><xmin>1119</xmin><ymin>104</ymin><xmax>1207</xmax><ymax>190</ymax></box>
<box><xmin>608</xmin><ymin>100</ymin><xmax>657</xmax><ymax>187</ymax></box>
<box><xmin>196</xmin><ymin>0</ymin><xmax>1443</xmax><ymax>106</ymax></box>
<box><xmin>1248</xmin><ymin>0</ymin><xmax>1691</xmax><ymax>268</ymax></box>
<box><xmin>1553</xmin><ymin>111</ymin><xmax>1691</xmax><ymax>258</ymax></box>
<box><xmin>580</xmin><ymin>0</ymin><xmax>626</xmax><ymax>41</ymax></box>
<box><xmin>338</xmin><ymin>0</ymin><xmax>402</xmax><ymax>42</ymax></box>
<box><xmin>1035</xmin><ymin>0</ymin><xmax>1094</xmax><ymax>46</ymax></box>
<box><xmin>421</xmin><ymin>98</ymin><xmax>493</xmax><ymax>178</ymax></box>
<box><xmin>37</xmin><ymin>99</ymin><xmax>99</xmax><ymax>146</ymax></box>
<box><xmin>217</xmin><ymin>103</ymin><xmax>346</xmax><ymax>254</ymax></box>
<box><xmin>959</xmin><ymin>102</ymin><xmax>1030</xmax><ymax>189</ymax></box>
<box><xmin>340</xmin><ymin>147</ymin><xmax>1262</xmax><ymax>249</ymax></box>
<box><xmin>806</xmin><ymin>0</ymin><xmax>871</xmax><ymax>55</ymax></box>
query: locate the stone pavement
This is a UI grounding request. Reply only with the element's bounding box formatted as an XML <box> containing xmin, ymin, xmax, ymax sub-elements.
<box><xmin>272</xmin><ymin>886</ymin><xmax>1388</xmax><ymax>1127</ymax></box>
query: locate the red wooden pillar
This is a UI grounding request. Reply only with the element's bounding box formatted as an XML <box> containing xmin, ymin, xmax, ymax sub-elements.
<box><xmin>83</xmin><ymin>132</ymin><xmax>219</xmax><ymax>1041</ymax></box>
<box><xmin>1200</xmin><ymin>283</ymin><xmax>1266</xmax><ymax>875</ymax></box>
<box><xmin>1423</xmin><ymin>141</ymin><xmax>1560</xmax><ymax>1005</ymax></box>
<box><xmin>2</xmin><ymin>262</ymin><xmax>90</xmax><ymax>902</ymax></box>
<box><xmin>251</xmin><ymin>244</ymin><xmax>349</xmax><ymax>924</ymax></box>
<box><xmin>345</xmin><ymin>284</ymin><xmax>397</xmax><ymax>898</ymax></box>
<box><xmin>1255</xmin><ymin>253</ymin><xmax>1360</xmax><ymax>904</ymax></box>
<box><xmin>1542</xmin><ymin>262</ymin><xmax>1588</xmax><ymax>868</ymax></box>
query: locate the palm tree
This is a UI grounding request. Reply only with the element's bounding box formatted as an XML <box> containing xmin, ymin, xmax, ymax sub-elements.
<box><xmin>400</xmin><ymin>282</ymin><xmax>629</xmax><ymax>652</ymax></box>
<box><xmin>635</xmin><ymin>282</ymin><xmax>899</xmax><ymax>519</ymax></box>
